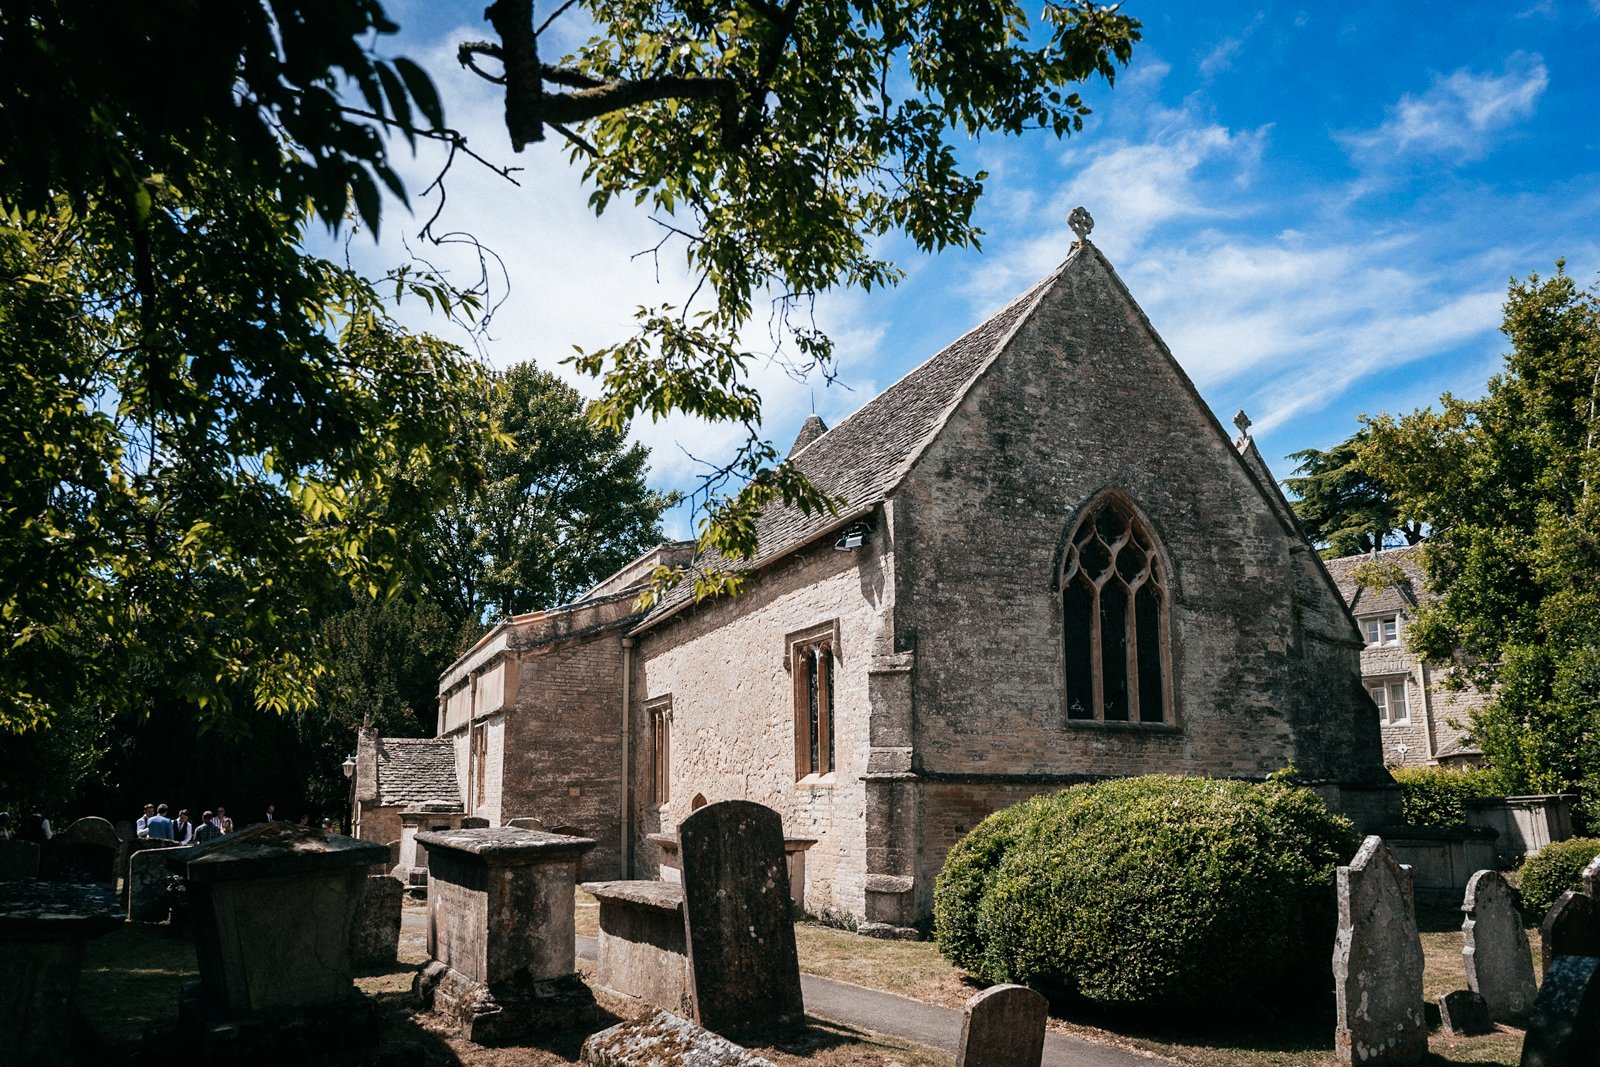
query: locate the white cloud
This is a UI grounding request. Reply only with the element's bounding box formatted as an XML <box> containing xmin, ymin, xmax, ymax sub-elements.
<box><xmin>1342</xmin><ymin>53</ymin><xmax>1548</xmax><ymax>165</ymax></box>
<box><xmin>1197</xmin><ymin>13</ymin><xmax>1265</xmax><ymax>79</ymax></box>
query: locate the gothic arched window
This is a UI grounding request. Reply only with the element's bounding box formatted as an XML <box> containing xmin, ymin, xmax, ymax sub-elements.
<box><xmin>1062</xmin><ymin>494</ymin><xmax>1173</xmax><ymax>725</ymax></box>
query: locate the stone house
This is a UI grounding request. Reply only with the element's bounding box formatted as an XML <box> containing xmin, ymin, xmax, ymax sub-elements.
<box><xmin>355</xmin><ymin>233</ymin><xmax>1397</xmax><ymax>934</ymax></box>
<box><xmin>1323</xmin><ymin>546</ymin><xmax>1486</xmax><ymax>768</ymax></box>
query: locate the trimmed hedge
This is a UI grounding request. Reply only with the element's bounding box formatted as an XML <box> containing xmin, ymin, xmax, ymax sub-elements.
<box><xmin>1518</xmin><ymin>837</ymin><xmax>1600</xmax><ymax>917</ymax></box>
<box><xmin>933</xmin><ymin>776</ymin><xmax>1358</xmax><ymax>1010</ymax></box>
<box><xmin>1390</xmin><ymin>766</ymin><xmax>1504</xmax><ymax>827</ymax></box>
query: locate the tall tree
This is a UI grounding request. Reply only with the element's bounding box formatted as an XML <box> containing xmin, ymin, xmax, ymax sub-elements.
<box><xmin>1284</xmin><ymin>429</ymin><xmax>1423</xmax><ymax>557</ymax></box>
<box><xmin>426</xmin><ymin>363</ymin><xmax>677</xmax><ymax>624</ymax></box>
<box><xmin>1361</xmin><ymin>263</ymin><xmax>1600</xmax><ymax>814</ymax></box>
<box><xmin>0</xmin><ymin>5</ymin><xmax>486</xmax><ymax>733</ymax></box>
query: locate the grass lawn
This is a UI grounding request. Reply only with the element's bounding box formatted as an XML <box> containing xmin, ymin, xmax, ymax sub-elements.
<box><xmin>77</xmin><ymin>892</ymin><xmax>1532</xmax><ymax>1067</ymax></box>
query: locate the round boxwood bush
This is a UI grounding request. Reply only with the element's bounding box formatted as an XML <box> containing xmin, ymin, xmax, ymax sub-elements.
<box><xmin>933</xmin><ymin>775</ymin><xmax>1359</xmax><ymax>1010</ymax></box>
<box><xmin>1518</xmin><ymin>837</ymin><xmax>1600</xmax><ymax>917</ymax></box>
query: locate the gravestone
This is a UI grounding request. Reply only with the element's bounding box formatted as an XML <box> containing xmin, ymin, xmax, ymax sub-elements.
<box><xmin>351</xmin><ymin>875</ymin><xmax>404</xmax><ymax>964</ymax></box>
<box><xmin>169</xmin><ymin>822</ymin><xmax>385</xmax><ymax>1021</ymax></box>
<box><xmin>1462</xmin><ymin>869</ymin><xmax>1537</xmax><ymax>1024</ymax></box>
<box><xmin>1521</xmin><ymin>954</ymin><xmax>1600</xmax><ymax>1067</ymax></box>
<box><xmin>1436</xmin><ymin>989</ymin><xmax>1492</xmax><ymax>1037</ymax></box>
<box><xmin>39</xmin><ymin>818</ymin><xmax>119</xmax><ymax>884</ymax></box>
<box><xmin>678</xmin><ymin>800</ymin><xmax>804</xmax><ymax>1037</ymax></box>
<box><xmin>1582</xmin><ymin>854</ymin><xmax>1600</xmax><ymax>897</ymax></box>
<box><xmin>460</xmin><ymin>816</ymin><xmax>490</xmax><ymax>829</ymax></box>
<box><xmin>413</xmin><ymin>827</ymin><xmax>597</xmax><ymax>1044</ymax></box>
<box><xmin>1541</xmin><ymin>892</ymin><xmax>1600</xmax><ymax>975</ymax></box>
<box><xmin>386</xmin><ymin>839</ymin><xmax>401</xmax><ymax>873</ymax></box>
<box><xmin>1333</xmin><ymin>836</ymin><xmax>1427</xmax><ymax>1066</ymax></box>
<box><xmin>581</xmin><ymin>1010</ymin><xmax>777</xmax><ymax>1067</ymax></box>
<box><xmin>127</xmin><ymin>845</ymin><xmax>185</xmax><ymax>921</ymax></box>
<box><xmin>0</xmin><ymin>880</ymin><xmax>123</xmax><ymax>1066</ymax></box>
<box><xmin>0</xmin><ymin>839</ymin><xmax>40</xmax><ymax>880</ymax></box>
<box><xmin>507</xmin><ymin>817</ymin><xmax>545</xmax><ymax>831</ymax></box>
<box><xmin>120</xmin><ymin>837</ymin><xmax>184</xmax><ymax>909</ymax></box>
<box><xmin>956</xmin><ymin>984</ymin><xmax>1047</xmax><ymax>1067</ymax></box>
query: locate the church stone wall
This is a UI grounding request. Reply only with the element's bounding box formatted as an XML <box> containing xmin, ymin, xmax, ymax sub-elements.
<box><xmin>632</xmin><ymin>532</ymin><xmax>894</xmax><ymax>921</ymax></box>
<box><xmin>500</xmin><ymin>629</ymin><xmax>630</xmax><ymax>877</ymax></box>
<box><xmin>890</xmin><ymin>251</ymin><xmax>1392</xmax><ymax>913</ymax></box>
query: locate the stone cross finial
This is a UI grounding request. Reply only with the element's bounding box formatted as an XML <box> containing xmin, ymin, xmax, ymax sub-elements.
<box><xmin>1068</xmin><ymin>206</ymin><xmax>1094</xmax><ymax>242</ymax></box>
<box><xmin>1233</xmin><ymin>409</ymin><xmax>1252</xmax><ymax>436</ymax></box>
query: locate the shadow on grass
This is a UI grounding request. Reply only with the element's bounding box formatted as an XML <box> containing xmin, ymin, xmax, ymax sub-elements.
<box><xmin>1050</xmin><ymin>991</ymin><xmax>1337</xmax><ymax>1061</ymax></box>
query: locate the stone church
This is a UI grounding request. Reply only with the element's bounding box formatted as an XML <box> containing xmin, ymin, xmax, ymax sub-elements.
<box><xmin>351</xmin><ymin>226</ymin><xmax>1397</xmax><ymax>935</ymax></box>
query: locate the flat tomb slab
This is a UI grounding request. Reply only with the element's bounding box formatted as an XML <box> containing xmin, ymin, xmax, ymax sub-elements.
<box><xmin>582</xmin><ymin>880</ymin><xmax>691</xmax><ymax>1015</ymax></box>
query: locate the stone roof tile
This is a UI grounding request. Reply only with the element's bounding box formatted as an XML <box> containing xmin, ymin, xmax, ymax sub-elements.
<box><xmin>376</xmin><ymin>737</ymin><xmax>460</xmax><ymax>809</ymax></box>
<box><xmin>1323</xmin><ymin>545</ymin><xmax>1425</xmax><ymax>616</ymax></box>
<box><xmin>636</xmin><ymin>256</ymin><xmax>1063</xmax><ymax>628</ymax></box>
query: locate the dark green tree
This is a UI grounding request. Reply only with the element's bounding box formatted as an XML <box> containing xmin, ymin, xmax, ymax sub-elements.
<box><xmin>1361</xmin><ymin>263</ymin><xmax>1600</xmax><ymax>814</ymax></box>
<box><xmin>1284</xmin><ymin>429</ymin><xmax>1423</xmax><ymax>557</ymax></box>
<box><xmin>425</xmin><ymin>363</ymin><xmax>677</xmax><ymax>624</ymax></box>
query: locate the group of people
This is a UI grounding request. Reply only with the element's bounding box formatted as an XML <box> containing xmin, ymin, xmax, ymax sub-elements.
<box><xmin>0</xmin><ymin>808</ymin><xmax>53</xmax><ymax>842</ymax></box>
<box><xmin>136</xmin><ymin>803</ymin><xmax>234</xmax><ymax>844</ymax></box>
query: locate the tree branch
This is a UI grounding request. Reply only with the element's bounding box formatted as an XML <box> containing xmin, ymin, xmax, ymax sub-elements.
<box><xmin>457</xmin><ymin>41</ymin><xmax>507</xmax><ymax>85</ymax></box>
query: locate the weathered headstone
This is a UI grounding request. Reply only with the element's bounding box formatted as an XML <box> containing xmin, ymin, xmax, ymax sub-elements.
<box><xmin>39</xmin><ymin>817</ymin><xmax>119</xmax><ymax>884</ymax></box>
<box><xmin>460</xmin><ymin>816</ymin><xmax>490</xmax><ymax>829</ymax></box>
<box><xmin>1436</xmin><ymin>989</ymin><xmax>1493</xmax><ymax>1037</ymax></box>
<box><xmin>507</xmin><ymin>817</ymin><xmax>545</xmax><ymax>831</ymax></box>
<box><xmin>0</xmin><ymin>840</ymin><xmax>40</xmax><ymax>880</ymax></box>
<box><xmin>127</xmin><ymin>845</ymin><xmax>185</xmax><ymax>921</ymax></box>
<box><xmin>1462</xmin><ymin>869</ymin><xmax>1537</xmax><ymax>1024</ymax></box>
<box><xmin>0</xmin><ymin>880</ymin><xmax>123</xmax><ymax>1067</ymax></box>
<box><xmin>1582</xmin><ymin>854</ymin><xmax>1600</xmax><ymax>897</ymax></box>
<box><xmin>169</xmin><ymin>822</ymin><xmax>385</xmax><ymax>1021</ymax></box>
<box><xmin>957</xmin><ymin>984</ymin><xmax>1047</xmax><ymax>1067</ymax></box>
<box><xmin>1541</xmin><ymin>892</ymin><xmax>1600</xmax><ymax>975</ymax></box>
<box><xmin>413</xmin><ymin>827</ymin><xmax>597</xmax><ymax>1044</ymax></box>
<box><xmin>351</xmin><ymin>874</ymin><xmax>404</xmax><ymax>964</ymax></box>
<box><xmin>385</xmin><ymin>839</ymin><xmax>401</xmax><ymax>873</ymax></box>
<box><xmin>1521</xmin><ymin>954</ymin><xmax>1600</xmax><ymax>1067</ymax></box>
<box><xmin>678</xmin><ymin>800</ymin><xmax>804</xmax><ymax>1037</ymax></box>
<box><xmin>1333</xmin><ymin>836</ymin><xmax>1427</xmax><ymax>1066</ymax></box>
<box><xmin>581</xmin><ymin>1010</ymin><xmax>777</xmax><ymax>1067</ymax></box>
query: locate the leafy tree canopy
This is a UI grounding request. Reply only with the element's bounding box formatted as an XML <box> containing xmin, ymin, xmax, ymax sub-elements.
<box><xmin>1360</xmin><ymin>263</ymin><xmax>1600</xmax><ymax>809</ymax></box>
<box><xmin>421</xmin><ymin>362</ymin><xmax>678</xmax><ymax>625</ymax></box>
<box><xmin>1284</xmin><ymin>428</ymin><xmax>1423</xmax><ymax>558</ymax></box>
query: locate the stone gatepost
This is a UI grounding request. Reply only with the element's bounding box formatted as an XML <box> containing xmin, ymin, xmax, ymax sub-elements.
<box><xmin>0</xmin><ymin>880</ymin><xmax>123</xmax><ymax>1067</ymax></box>
<box><xmin>413</xmin><ymin>827</ymin><xmax>597</xmax><ymax>1045</ymax></box>
<box><xmin>1333</xmin><ymin>835</ymin><xmax>1427</xmax><ymax>1066</ymax></box>
<box><xmin>168</xmin><ymin>822</ymin><xmax>386</xmax><ymax>1032</ymax></box>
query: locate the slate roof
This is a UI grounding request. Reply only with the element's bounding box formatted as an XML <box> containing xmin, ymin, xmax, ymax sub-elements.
<box><xmin>634</xmin><ymin>257</ymin><xmax>1062</xmax><ymax>630</ymax></box>
<box><xmin>1323</xmin><ymin>545</ymin><xmax>1425</xmax><ymax>616</ymax></box>
<box><xmin>376</xmin><ymin>737</ymin><xmax>461</xmax><ymax>809</ymax></box>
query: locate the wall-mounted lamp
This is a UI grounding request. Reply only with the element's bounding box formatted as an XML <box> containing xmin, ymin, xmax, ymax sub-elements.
<box><xmin>341</xmin><ymin>755</ymin><xmax>357</xmax><ymax>779</ymax></box>
<box><xmin>833</xmin><ymin>521</ymin><xmax>872</xmax><ymax>551</ymax></box>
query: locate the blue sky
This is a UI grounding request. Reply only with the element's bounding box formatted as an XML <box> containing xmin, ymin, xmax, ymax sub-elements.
<box><xmin>344</xmin><ymin>1</ymin><xmax>1600</xmax><ymax>538</ymax></box>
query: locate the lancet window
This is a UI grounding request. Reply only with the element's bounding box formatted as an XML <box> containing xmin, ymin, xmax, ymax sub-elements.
<box><xmin>1062</xmin><ymin>494</ymin><xmax>1173</xmax><ymax>725</ymax></box>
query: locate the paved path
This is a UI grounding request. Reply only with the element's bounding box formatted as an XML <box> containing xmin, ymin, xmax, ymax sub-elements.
<box><xmin>403</xmin><ymin>915</ymin><xmax>1151</xmax><ymax>1066</ymax></box>
<box><xmin>574</xmin><ymin>934</ymin><xmax>1154</xmax><ymax>1067</ymax></box>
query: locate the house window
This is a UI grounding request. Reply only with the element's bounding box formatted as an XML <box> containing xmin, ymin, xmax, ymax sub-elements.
<box><xmin>1062</xmin><ymin>493</ymin><xmax>1173</xmax><ymax>725</ymax></box>
<box><xmin>647</xmin><ymin>699</ymin><xmax>671</xmax><ymax>805</ymax></box>
<box><xmin>788</xmin><ymin>624</ymin><xmax>838</xmax><ymax>778</ymax></box>
<box><xmin>1371</xmin><ymin>679</ymin><xmax>1410</xmax><ymax>724</ymax></box>
<box><xmin>1364</xmin><ymin>615</ymin><xmax>1401</xmax><ymax>646</ymax></box>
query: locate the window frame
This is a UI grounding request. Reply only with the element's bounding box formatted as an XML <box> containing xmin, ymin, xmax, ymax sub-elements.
<box><xmin>786</xmin><ymin>621</ymin><xmax>840</xmax><ymax>780</ymax></box>
<box><xmin>1363</xmin><ymin>614</ymin><xmax>1402</xmax><ymax>647</ymax></box>
<box><xmin>646</xmin><ymin>696</ymin><xmax>672</xmax><ymax>806</ymax></box>
<box><xmin>1370</xmin><ymin>677</ymin><xmax>1410</xmax><ymax>725</ymax></box>
<box><xmin>1059</xmin><ymin>491</ymin><xmax>1178</xmax><ymax>729</ymax></box>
